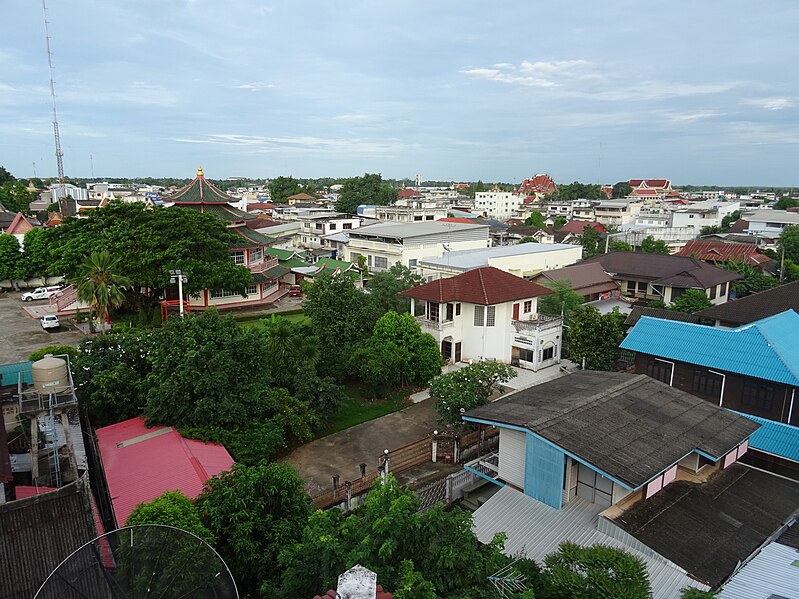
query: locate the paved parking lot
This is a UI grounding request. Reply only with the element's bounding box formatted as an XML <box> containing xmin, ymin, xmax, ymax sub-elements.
<box><xmin>0</xmin><ymin>294</ymin><xmax>84</xmax><ymax>364</ymax></box>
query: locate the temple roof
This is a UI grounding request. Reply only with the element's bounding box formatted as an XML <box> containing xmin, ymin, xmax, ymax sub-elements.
<box><xmin>228</xmin><ymin>223</ymin><xmax>276</xmax><ymax>249</ymax></box>
<box><xmin>165</xmin><ymin>167</ymin><xmax>255</xmax><ymax>220</ymax></box>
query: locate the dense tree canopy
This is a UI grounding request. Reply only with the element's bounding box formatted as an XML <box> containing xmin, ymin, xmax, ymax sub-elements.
<box><xmin>719</xmin><ymin>260</ymin><xmax>778</xmax><ymax>296</ymax></box>
<box><xmin>431</xmin><ymin>361</ymin><xmax>516</xmax><ymax>425</ymax></box>
<box><xmin>125</xmin><ymin>490</ymin><xmax>214</xmax><ymax>544</ymax></box>
<box><xmin>670</xmin><ymin>289</ymin><xmax>713</xmax><ymax>313</ymax></box>
<box><xmin>0</xmin><ymin>235</ymin><xmax>23</xmax><ymax>282</ymax></box>
<box><xmin>780</xmin><ymin>224</ymin><xmax>799</xmax><ymax>263</ymax></box>
<box><xmin>268</xmin><ymin>176</ymin><xmax>302</xmax><ymax>203</ymax></box>
<box><xmin>40</xmin><ymin>202</ymin><xmax>252</xmax><ymax>310</ymax></box>
<box><xmin>538</xmin><ymin>280</ymin><xmax>585</xmax><ymax>320</ymax></box>
<box><xmin>566</xmin><ymin>307</ymin><xmax>626</xmax><ymax>371</ymax></box>
<box><xmin>608</xmin><ymin>240</ymin><xmax>633</xmax><ymax>252</ymax></box>
<box><xmin>640</xmin><ymin>236</ymin><xmax>670</xmax><ymax>254</ymax></box>
<box><xmin>551</xmin><ymin>181</ymin><xmax>605</xmax><ymax>202</ymax></box>
<box><xmin>366</xmin><ymin>263</ymin><xmax>423</xmax><ymax>314</ymax></box>
<box><xmin>0</xmin><ymin>181</ymin><xmax>35</xmax><ymax>214</ymax></box>
<box><xmin>578</xmin><ymin>225</ymin><xmax>601</xmax><ymax>258</ymax></box>
<box><xmin>611</xmin><ymin>181</ymin><xmax>633</xmax><ymax>199</ymax></box>
<box><xmin>0</xmin><ymin>165</ymin><xmax>14</xmax><ymax>186</ymax></box>
<box><xmin>335</xmin><ymin>173</ymin><xmax>397</xmax><ymax>213</ymax></box>
<box><xmin>20</xmin><ymin>228</ymin><xmax>52</xmax><ymax>279</ymax></box>
<box><xmin>525</xmin><ymin>211</ymin><xmax>546</xmax><ymax>228</ymax></box>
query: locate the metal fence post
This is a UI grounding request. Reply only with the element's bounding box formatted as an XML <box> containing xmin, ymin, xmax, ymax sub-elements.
<box><xmin>382</xmin><ymin>449</ymin><xmax>390</xmax><ymax>481</ymax></box>
<box><xmin>431</xmin><ymin>430</ymin><xmax>438</xmax><ymax>463</ymax></box>
<box><xmin>454</xmin><ymin>435</ymin><xmax>461</xmax><ymax>463</ymax></box>
<box><xmin>345</xmin><ymin>481</ymin><xmax>352</xmax><ymax>512</ymax></box>
<box><xmin>445</xmin><ymin>474</ymin><xmax>453</xmax><ymax>505</ymax></box>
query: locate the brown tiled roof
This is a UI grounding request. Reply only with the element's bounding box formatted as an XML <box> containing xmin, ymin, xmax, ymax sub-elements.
<box><xmin>583</xmin><ymin>251</ymin><xmax>741</xmax><ymax>289</ymax></box>
<box><xmin>696</xmin><ymin>281</ymin><xmax>799</xmax><ymax>326</ymax></box>
<box><xmin>560</xmin><ymin>220</ymin><xmax>606</xmax><ymax>234</ymax></box>
<box><xmin>676</xmin><ymin>240</ymin><xmax>771</xmax><ymax>266</ymax></box>
<box><xmin>726</xmin><ymin>219</ymin><xmax>749</xmax><ymax>233</ymax></box>
<box><xmin>533</xmin><ymin>262</ymin><xmax>618</xmax><ymax>296</ymax></box>
<box><xmin>288</xmin><ymin>192</ymin><xmax>316</xmax><ymax>201</ymax></box>
<box><xmin>400</xmin><ymin>266</ymin><xmax>553</xmax><ymax>305</ymax></box>
<box><xmin>624</xmin><ymin>306</ymin><xmax>701</xmax><ymax>328</ymax></box>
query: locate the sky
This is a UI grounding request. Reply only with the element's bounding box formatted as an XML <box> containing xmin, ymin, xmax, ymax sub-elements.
<box><xmin>1</xmin><ymin>1</ymin><xmax>798</xmax><ymax>185</ymax></box>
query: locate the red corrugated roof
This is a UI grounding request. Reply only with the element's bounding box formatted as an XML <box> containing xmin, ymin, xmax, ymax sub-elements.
<box><xmin>400</xmin><ymin>266</ymin><xmax>553</xmax><ymax>305</ymax></box>
<box><xmin>96</xmin><ymin>417</ymin><xmax>233</xmax><ymax>525</ymax></box>
<box><xmin>438</xmin><ymin>217</ymin><xmax>476</xmax><ymax>224</ymax></box>
<box><xmin>15</xmin><ymin>485</ymin><xmax>58</xmax><ymax>499</ymax></box>
<box><xmin>397</xmin><ymin>188</ymin><xmax>421</xmax><ymax>198</ymax></box>
<box><xmin>518</xmin><ymin>174</ymin><xmax>557</xmax><ymax>195</ymax></box>
<box><xmin>675</xmin><ymin>240</ymin><xmax>771</xmax><ymax>266</ymax></box>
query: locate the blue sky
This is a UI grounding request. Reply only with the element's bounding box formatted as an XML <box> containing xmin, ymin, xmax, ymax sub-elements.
<box><xmin>1</xmin><ymin>1</ymin><xmax>797</xmax><ymax>185</ymax></box>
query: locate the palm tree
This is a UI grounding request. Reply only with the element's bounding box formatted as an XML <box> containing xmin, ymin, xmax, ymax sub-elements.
<box><xmin>74</xmin><ymin>250</ymin><xmax>130</xmax><ymax>331</ymax></box>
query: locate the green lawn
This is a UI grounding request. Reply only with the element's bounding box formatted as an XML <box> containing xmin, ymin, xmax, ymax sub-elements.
<box><xmin>236</xmin><ymin>311</ymin><xmax>309</xmax><ymax>328</ymax></box>
<box><xmin>320</xmin><ymin>383</ymin><xmax>410</xmax><ymax>436</ymax></box>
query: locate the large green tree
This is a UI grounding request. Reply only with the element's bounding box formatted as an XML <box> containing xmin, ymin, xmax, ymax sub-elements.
<box><xmin>641</xmin><ymin>236</ymin><xmax>670</xmax><ymax>254</ymax></box>
<box><xmin>525</xmin><ymin>211</ymin><xmax>546</xmax><ymax>228</ymax></box>
<box><xmin>0</xmin><ymin>235</ymin><xmax>23</xmax><ymax>282</ymax></box>
<box><xmin>0</xmin><ymin>181</ymin><xmax>35</xmax><ymax>214</ymax></box>
<box><xmin>670</xmin><ymin>289</ymin><xmax>712</xmax><ymax>313</ymax></box>
<box><xmin>349</xmin><ymin>311</ymin><xmax>441</xmax><ymax>395</ymax></box>
<box><xmin>268</xmin><ymin>176</ymin><xmax>302</xmax><ymax>203</ymax></box>
<box><xmin>74</xmin><ymin>250</ymin><xmax>131</xmax><ymax>327</ymax></box>
<box><xmin>552</xmin><ymin>181</ymin><xmax>605</xmax><ymax>202</ymax></box>
<box><xmin>545</xmin><ymin>542</ymin><xmax>651</xmax><ymax>599</ymax></box>
<box><xmin>195</xmin><ymin>462</ymin><xmax>311</xmax><ymax>596</ymax></box>
<box><xmin>335</xmin><ymin>173</ymin><xmax>397</xmax><ymax>213</ymax></box>
<box><xmin>579</xmin><ymin>225</ymin><xmax>601</xmax><ymax>258</ymax></box>
<box><xmin>20</xmin><ymin>228</ymin><xmax>53</xmax><ymax>279</ymax></box>
<box><xmin>304</xmin><ymin>272</ymin><xmax>380</xmax><ymax>378</ymax></box>
<box><xmin>430</xmin><ymin>361</ymin><xmax>516</xmax><ymax>425</ymax></box>
<box><xmin>611</xmin><ymin>182</ymin><xmax>633</xmax><ymax>199</ymax></box>
<box><xmin>0</xmin><ymin>165</ymin><xmax>14</xmax><ymax>186</ymax></box>
<box><xmin>719</xmin><ymin>260</ymin><xmax>777</xmax><ymax>296</ymax></box>
<box><xmin>566</xmin><ymin>307</ymin><xmax>626</xmax><ymax>371</ymax></box>
<box><xmin>125</xmin><ymin>490</ymin><xmax>214</xmax><ymax>544</ymax></box>
<box><xmin>780</xmin><ymin>224</ymin><xmax>799</xmax><ymax>263</ymax></box>
<box><xmin>44</xmin><ymin>202</ymin><xmax>252</xmax><ymax>310</ymax></box>
<box><xmin>538</xmin><ymin>280</ymin><xmax>585</xmax><ymax>320</ymax></box>
<box><xmin>366</xmin><ymin>263</ymin><xmax>423</xmax><ymax>314</ymax></box>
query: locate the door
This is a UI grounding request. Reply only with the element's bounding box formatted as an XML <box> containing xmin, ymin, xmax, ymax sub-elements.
<box><xmin>454</xmin><ymin>342</ymin><xmax>462</xmax><ymax>362</ymax></box>
<box><xmin>576</xmin><ymin>463</ymin><xmax>613</xmax><ymax>507</ymax></box>
<box><xmin>512</xmin><ymin>303</ymin><xmax>520</xmax><ymax>320</ymax></box>
<box><xmin>441</xmin><ymin>340</ymin><xmax>452</xmax><ymax>361</ymax></box>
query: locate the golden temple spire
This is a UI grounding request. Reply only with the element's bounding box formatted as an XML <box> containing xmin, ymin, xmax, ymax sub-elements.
<box><xmin>197</xmin><ymin>166</ymin><xmax>204</xmax><ymax>177</ymax></box>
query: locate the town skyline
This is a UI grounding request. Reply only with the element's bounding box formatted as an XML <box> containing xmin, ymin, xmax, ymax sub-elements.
<box><xmin>2</xmin><ymin>1</ymin><xmax>798</xmax><ymax>184</ymax></box>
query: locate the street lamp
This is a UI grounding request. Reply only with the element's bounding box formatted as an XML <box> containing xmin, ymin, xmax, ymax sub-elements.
<box><xmin>169</xmin><ymin>269</ymin><xmax>188</xmax><ymax>316</ymax></box>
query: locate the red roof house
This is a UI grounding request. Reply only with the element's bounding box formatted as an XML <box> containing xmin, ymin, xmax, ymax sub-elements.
<box><xmin>96</xmin><ymin>417</ymin><xmax>234</xmax><ymax>526</ymax></box>
<box><xmin>560</xmin><ymin>220</ymin><xmax>607</xmax><ymax>235</ymax></box>
<box><xmin>397</xmin><ymin>188</ymin><xmax>422</xmax><ymax>200</ymax></box>
<box><xmin>675</xmin><ymin>240</ymin><xmax>772</xmax><ymax>267</ymax></box>
<box><xmin>438</xmin><ymin>217</ymin><xmax>477</xmax><ymax>224</ymax></box>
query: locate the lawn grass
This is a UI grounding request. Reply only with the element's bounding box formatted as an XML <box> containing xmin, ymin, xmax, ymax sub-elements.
<box><xmin>236</xmin><ymin>311</ymin><xmax>309</xmax><ymax>328</ymax></box>
<box><xmin>320</xmin><ymin>383</ymin><xmax>411</xmax><ymax>436</ymax></box>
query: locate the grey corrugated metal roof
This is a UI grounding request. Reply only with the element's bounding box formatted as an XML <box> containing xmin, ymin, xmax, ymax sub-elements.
<box><xmin>718</xmin><ymin>541</ymin><xmax>799</xmax><ymax>599</ymax></box>
<box><xmin>472</xmin><ymin>486</ymin><xmax>707</xmax><ymax>599</ymax></box>
<box><xmin>420</xmin><ymin>243</ymin><xmax>580</xmax><ymax>270</ymax></box>
<box><xmin>350</xmin><ymin>220</ymin><xmax>488</xmax><ymax>239</ymax></box>
<box><xmin>464</xmin><ymin>371</ymin><xmax>758</xmax><ymax>489</ymax></box>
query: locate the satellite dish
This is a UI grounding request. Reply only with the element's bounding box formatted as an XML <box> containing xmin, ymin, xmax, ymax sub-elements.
<box><xmin>34</xmin><ymin>524</ymin><xmax>238</xmax><ymax>598</ymax></box>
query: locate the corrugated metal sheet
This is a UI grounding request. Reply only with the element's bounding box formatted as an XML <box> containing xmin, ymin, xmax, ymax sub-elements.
<box><xmin>718</xmin><ymin>541</ymin><xmax>799</xmax><ymax>599</ymax></box>
<box><xmin>621</xmin><ymin>311</ymin><xmax>799</xmax><ymax>386</ymax></box>
<box><xmin>498</xmin><ymin>428</ymin><xmax>526</xmax><ymax>489</ymax></box>
<box><xmin>0</xmin><ymin>361</ymin><xmax>33</xmax><ymax>385</ymax></box>
<box><xmin>472</xmin><ymin>486</ymin><xmax>708</xmax><ymax>599</ymax></box>
<box><xmin>734</xmin><ymin>411</ymin><xmax>799</xmax><ymax>462</ymax></box>
<box><xmin>96</xmin><ymin>417</ymin><xmax>234</xmax><ymax>525</ymax></box>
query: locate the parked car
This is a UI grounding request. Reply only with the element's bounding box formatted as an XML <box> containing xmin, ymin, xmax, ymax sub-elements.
<box><xmin>21</xmin><ymin>286</ymin><xmax>62</xmax><ymax>302</ymax></box>
<box><xmin>40</xmin><ymin>315</ymin><xmax>60</xmax><ymax>330</ymax></box>
<box><xmin>288</xmin><ymin>284</ymin><xmax>302</xmax><ymax>297</ymax></box>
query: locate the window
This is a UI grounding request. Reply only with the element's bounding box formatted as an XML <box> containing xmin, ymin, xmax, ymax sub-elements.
<box><xmin>720</xmin><ymin>283</ymin><xmax>727</xmax><ymax>297</ymax></box>
<box><xmin>692</xmin><ymin>370</ymin><xmax>721</xmax><ymax>398</ymax></box>
<box><xmin>742</xmin><ymin>381</ymin><xmax>775</xmax><ymax>412</ymax></box>
<box><xmin>523</xmin><ymin>300</ymin><xmax>532</xmax><ymax>313</ymax></box>
<box><xmin>427</xmin><ymin>302</ymin><xmax>440</xmax><ymax>322</ymax></box>
<box><xmin>414</xmin><ymin>215</ymin><xmax>423</xmax><ymax>221</ymax></box>
<box><xmin>329</xmin><ymin>223</ymin><xmax>337</xmax><ymax>230</ymax></box>
<box><xmin>374</xmin><ymin>256</ymin><xmax>388</xmax><ymax>269</ymax></box>
<box><xmin>474</xmin><ymin>305</ymin><xmax>485</xmax><ymax>326</ymax></box>
<box><xmin>367</xmin><ymin>255</ymin><xmax>373</xmax><ymax>267</ymax></box>
<box><xmin>626</xmin><ymin>280</ymin><xmax>637</xmax><ymax>293</ymax></box>
<box><xmin>518</xmin><ymin>347</ymin><xmax>535</xmax><ymax>362</ymax></box>
<box><xmin>651</xmin><ymin>284</ymin><xmax>664</xmax><ymax>297</ymax></box>
<box><xmin>486</xmin><ymin>306</ymin><xmax>496</xmax><ymax>327</ymax></box>
<box><xmin>455</xmin><ymin>303</ymin><xmax>461</xmax><ymax>316</ymax></box>
<box><xmin>231</xmin><ymin>250</ymin><xmax>245</xmax><ymax>265</ymax></box>
<box><xmin>637</xmin><ymin>281</ymin><xmax>648</xmax><ymax>294</ymax></box>
<box><xmin>211</xmin><ymin>285</ymin><xmax>258</xmax><ymax>299</ymax></box>
<box><xmin>446</xmin><ymin>303</ymin><xmax>454</xmax><ymax>321</ymax></box>
<box><xmin>250</xmin><ymin>247</ymin><xmax>263</xmax><ymax>263</ymax></box>
<box><xmin>343</xmin><ymin>223</ymin><xmax>352</xmax><ymax>230</ymax></box>
<box><xmin>425</xmin><ymin>215</ymin><xmax>434</xmax><ymax>220</ymax></box>
<box><xmin>647</xmin><ymin>360</ymin><xmax>672</xmax><ymax>384</ymax></box>
<box><xmin>541</xmin><ymin>346</ymin><xmax>555</xmax><ymax>361</ymax></box>
<box><xmin>408</xmin><ymin>259</ymin><xmax>417</xmax><ymax>268</ymax></box>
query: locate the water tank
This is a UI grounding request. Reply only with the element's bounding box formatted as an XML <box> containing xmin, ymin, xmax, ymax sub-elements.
<box><xmin>31</xmin><ymin>355</ymin><xmax>70</xmax><ymax>394</ymax></box>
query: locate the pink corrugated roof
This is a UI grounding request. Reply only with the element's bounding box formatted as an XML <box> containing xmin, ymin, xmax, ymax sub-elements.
<box><xmin>96</xmin><ymin>417</ymin><xmax>233</xmax><ymax>525</ymax></box>
<box><xmin>15</xmin><ymin>485</ymin><xmax>58</xmax><ymax>499</ymax></box>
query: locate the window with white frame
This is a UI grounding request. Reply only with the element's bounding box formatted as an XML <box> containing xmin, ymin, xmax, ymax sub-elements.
<box><xmin>231</xmin><ymin>250</ymin><xmax>245</xmax><ymax>265</ymax></box>
<box><xmin>250</xmin><ymin>247</ymin><xmax>263</xmax><ymax>263</ymax></box>
<box><xmin>474</xmin><ymin>305</ymin><xmax>485</xmax><ymax>326</ymax></box>
<box><xmin>211</xmin><ymin>285</ymin><xmax>258</xmax><ymax>299</ymax></box>
<box><xmin>374</xmin><ymin>256</ymin><xmax>388</xmax><ymax>269</ymax></box>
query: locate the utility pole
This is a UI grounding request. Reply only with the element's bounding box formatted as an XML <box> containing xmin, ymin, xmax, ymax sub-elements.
<box><xmin>169</xmin><ymin>269</ymin><xmax>188</xmax><ymax>315</ymax></box>
<box><xmin>42</xmin><ymin>0</ymin><xmax>65</xmax><ymax>182</ymax></box>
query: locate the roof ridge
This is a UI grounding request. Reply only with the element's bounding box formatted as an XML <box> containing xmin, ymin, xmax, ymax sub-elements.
<box><xmin>746</xmin><ymin>312</ymin><xmax>799</xmax><ymax>383</ymax></box>
<box><xmin>478</xmin><ymin>268</ymin><xmax>488</xmax><ymax>304</ymax></box>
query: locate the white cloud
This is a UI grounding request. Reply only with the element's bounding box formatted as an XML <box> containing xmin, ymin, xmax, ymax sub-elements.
<box><xmin>333</xmin><ymin>113</ymin><xmax>372</xmax><ymax>122</ymax></box>
<box><xmin>235</xmin><ymin>82</ymin><xmax>275</xmax><ymax>92</ymax></box>
<box><xmin>743</xmin><ymin>97</ymin><xmax>794</xmax><ymax>111</ymax></box>
<box><xmin>660</xmin><ymin>110</ymin><xmax>721</xmax><ymax>123</ymax></box>
<box><xmin>171</xmin><ymin>133</ymin><xmax>415</xmax><ymax>155</ymax></box>
<box><xmin>461</xmin><ymin>60</ymin><xmax>593</xmax><ymax>88</ymax></box>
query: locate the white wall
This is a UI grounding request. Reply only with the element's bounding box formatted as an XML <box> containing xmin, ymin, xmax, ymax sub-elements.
<box><xmin>498</xmin><ymin>428</ymin><xmax>526</xmax><ymax>489</ymax></box>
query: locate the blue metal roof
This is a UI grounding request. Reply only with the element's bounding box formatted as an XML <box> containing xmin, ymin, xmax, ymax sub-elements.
<box><xmin>733</xmin><ymin>411</ymin><xmax>799</xmax><ymax>463</ymax></box>
<box><xmin>620</xmin><ymin>310</ymin><xmax>799</xmax><ymax>386</ymax></box>
<box><xmin>0</xmin><ymin>361</ymin><xmax>33</xmax><ymax>386</ymax></box>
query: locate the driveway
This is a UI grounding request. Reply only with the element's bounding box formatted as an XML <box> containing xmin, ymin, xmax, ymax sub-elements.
<box><xmin>285</xmin><ymin>399</ymin><xmax>439</xmax><ymax>496</ymax></box>
<box><xmin>0</xmin><ymin>294</ymin><xmax>84</xmax><ymax>364</ymax></box>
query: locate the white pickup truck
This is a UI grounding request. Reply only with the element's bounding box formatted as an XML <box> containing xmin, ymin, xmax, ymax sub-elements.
<box><xmin>20</xmin><ymin>286</ymin><xmax>62</xmax><ymax>302</ymax></box>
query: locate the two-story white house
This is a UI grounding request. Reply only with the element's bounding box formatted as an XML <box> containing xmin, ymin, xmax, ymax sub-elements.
<box><xmin>594</xmin><ymin>199</ymin><xmax>643</xmax><ymax>227</ymax></box>
<box><xmin>298</xmin><ymin>213</ymin><xmax>360</xmax><ymax>249</ymax></box>
<box><xmin>400</xmin><ymin>266</ymin><xmax>562</xmax><ymax>370</ymax></box>
<box><xmin>344</xmin><ymin>221</ymin><xmax>489</xmax><ymax>272</ymax></box>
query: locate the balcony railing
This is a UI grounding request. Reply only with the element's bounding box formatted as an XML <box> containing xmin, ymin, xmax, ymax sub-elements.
<box><xmin>464</xmin><ymin>451</ymin><xmax>500</xmax><ymax>479</ymax></box>
<box><xmin>415</xmin><ymin>316</ymin><xmax>455</xmax><ymax>332</ymax></box>
<box><xmin>512</xmin><ymin>315</ymin><xmax>562</xmax><ymax>333</ymax></box>
<box><xmin>248</xmin><ymin>257</ymin><xmax>279</xmax><ymax>274</ymax></box>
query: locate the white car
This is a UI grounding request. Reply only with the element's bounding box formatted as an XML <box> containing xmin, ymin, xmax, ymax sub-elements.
<box><xmin>21</xmin><ymin>286</ymin><xmax>62</xmax><ymax>302</ymax></box>
<box><xmin>40</xmin><ymin>315</ymin><xmax>60</xmax><ymax>330</ymax></box>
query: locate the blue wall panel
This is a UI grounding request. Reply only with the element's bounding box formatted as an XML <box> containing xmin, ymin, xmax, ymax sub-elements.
<box><xmin>524</xmin><ymin>432</ymin><xmax>565</xmax><ymax>509</ymax></box>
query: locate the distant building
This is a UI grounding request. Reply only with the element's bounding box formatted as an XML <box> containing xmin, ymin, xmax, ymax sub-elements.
<box><xmin>531</xmin><ymin>262</ymin><xmax>619</xmax><ymax>302</ymax></box>
<box><xmin>675</xmin><ymin>240</ymin><xmax>772</xmax><ymax>269</ymax></box>
<box><xmin>474</xmin><ymin>190</ymin><xmax>523</xmax><ymax>220</ymax></box>
<box><xmin>518</xmin><ymin>173</ymin><xmax>557</xmax><ymax>197</ymax></box>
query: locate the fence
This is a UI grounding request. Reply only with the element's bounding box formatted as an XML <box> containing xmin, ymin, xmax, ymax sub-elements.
<box><xmin>310</xmin><ymin>426</ymin><xmax>498</xmax><ymax>512</ymax></box>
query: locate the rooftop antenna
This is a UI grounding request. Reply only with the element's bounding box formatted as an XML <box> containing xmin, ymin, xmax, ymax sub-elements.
<box><xmin>41</xmin><ymin>0</ymin><xmax>65</xmax><ymax>183</ymax></box>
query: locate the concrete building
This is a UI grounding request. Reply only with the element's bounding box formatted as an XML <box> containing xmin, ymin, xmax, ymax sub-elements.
<box><xmin>474</xmin><ymin>191</ymin><xmax>523</xmax><ymax>220</ymax></box>
<box><xmin>669</xmin><ymin>200</ymin><xmax>740</xmax><ymax>232</ymax></box>
<box><xmin>594</xmin><ymin>200</ymin><xmax>643</xmax><ymax>227</ymax></box>
<box><xmin>400</xmin><ymin>267</ymin><xmax>563</xmax><ymax>370</ymax></box>
<box><xmin>297</xmin><ymin>213</ymin><xmax>360</xmax><ymax>249</ymax></box>
<box><xmin>344</xmin><ymin>221</ymin><xmax>489</xmax><ymax>272</ymax></box>
<box><xmin>742</xmin><ymin>209</ymin><xmax>799</xmax><ymax>235</ymax></box>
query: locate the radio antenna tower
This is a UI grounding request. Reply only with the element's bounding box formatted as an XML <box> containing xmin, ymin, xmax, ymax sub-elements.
<box><xmin>41</xmin><ymin>0</ymin><xmax>65</xmax><ymax>183</ymax></box>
